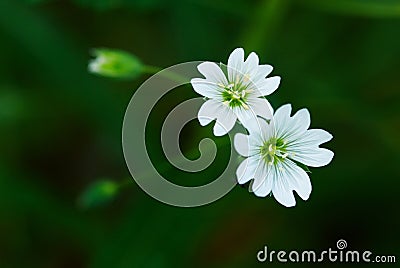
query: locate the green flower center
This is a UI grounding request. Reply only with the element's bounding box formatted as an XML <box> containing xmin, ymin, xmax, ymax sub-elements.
<box><xmin>219</xmin><ymin>82</ymin><xmax>251</xmax><ymax>109</ymax></box>
<box><xmin>260</xmin><ymin>137</ymin><xmax>288</xmax><ymax>165</ymax></box>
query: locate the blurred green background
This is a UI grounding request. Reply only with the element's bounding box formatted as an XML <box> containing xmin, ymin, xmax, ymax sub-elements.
<box><xmin>0</xmin><ymin>0</ymin><xmax>399</xmax><ymax>267</ymax></box>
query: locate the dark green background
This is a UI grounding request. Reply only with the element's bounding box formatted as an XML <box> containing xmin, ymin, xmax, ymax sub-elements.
<box><xmin>0</xmin><ymin>0</ymin><xmax>399</xmax><ymax>267</ymax></box>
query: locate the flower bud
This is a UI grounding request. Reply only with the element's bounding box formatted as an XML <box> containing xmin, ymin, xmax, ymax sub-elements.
<box><xmin>88</xmin><ymin>48</ymin><xmax>143</xmax><ymax>79</ymax></box>
<box><xmin>77</xmin><ymin>179</ymin><xmax>119</xmax><ymax>209</ymax></box>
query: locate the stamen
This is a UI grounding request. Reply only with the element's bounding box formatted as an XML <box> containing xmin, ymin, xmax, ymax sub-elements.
<box><xmin>260</xmin><ymin>137</ymin><xmax>289</xmax><ymax>166</ymax></box>
<box><xmin>232</xmin><ymin>92</ymin><xmax>241</xmax><ymax>99</ymax></box>
<box><xmin>227</xmin><ymin>83</ymin><xmax>234</xmax><ymax>89</ymax></box>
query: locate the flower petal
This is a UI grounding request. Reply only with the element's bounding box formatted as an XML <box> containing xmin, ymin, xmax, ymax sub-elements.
<box><xmin>291</xmin><ymin>147</ymin><xmax>334</xmax><ymax>167</ymax></box>
<box><xmin>190</xmin><ymin>78</ymin><xmax>221</xmax><ymax>98</ymax></box>
<box><xmin>290</xmin><ymin>108</ymin><xmax>310</xmax><ymax>134</ymax></box>
<box><xmin>279</xmin><ymin>108</ymin><xmax>310</xmax><ymax>143</ymax></box>
<box><xmin>245</xmin><ymin>52</ymin><xmax>259</xmax><ymax>68</ymax></box>
<box><xmin>272</xmin><ymin>171</ymin><xmax>296</xmax><ymax>207</ymax></box>
<box><xmin>295</xmin><ymin>129</ymin><xmax>333</xmax><ymax>147</ymax></box>
<box><xmin>272</xmin><ymin>104</ymin><xmax>292</xmax><ymax>137</ymax></box>
<box><xmin>253</xmin><ymin>177</ymin><xmax>273</xmax><ymax>197</ymax></box>
<box><xmin>247</xmin><ymin>97</ymin><xmax>273</xmax><ymax>120</ymax></box>
<box><xmin>257</xmin><ymin>64</ymin><xmax>273</xmax><ymax>78</ymax></box>
<box><xmin>246</xmin><ymin>117</ymin><xmax>272</xmax><ymax>142</ymax></box>
<box><xmin>236</xmin><ymin>159</ymin><xmax>251</xmax><ymax>184</ymax></box>
<box><xmin>283</xmin><ymin>160</ymin><xmax>312</xmax><ymax>200</ymax></box>
<box><xmin>235</xmin><ymin>107</ymin><xmax>259</xmax><ymax>131</ymax></box>
<box><xmin>252</xmin><ymin>164</ymin><xmax>273</xmax><ymax>197</ymax></box>
<box><xmin>213</xmin><ymin>105</ymin><xmax>237</xmax><ymax>136</ymax></box>
<box><xmin>234</xmin><ymin>133</ymin><xmax>250</xmax><ymax>157</ymax></box>
<box><xmin>254</xmin><ymin>76</ymin><xmax>281</xmax><ymax>97</ymax></box>
<box><xmin>244</xmin><ymin>52</ymin><xmax>260</xmax><ymax>77</ymax></box>
<box><xmin>198</xmin><ymin>99</ymin><xmax>223</xmax><ymax>126</ymax></box>
<box><xmin>287</xmin><ymin>128</ymin><xmax>334</xmax><ymax>167</ymax></box>
<box><xmin>236</xmin><ymin>156</ymin><xmax>259</xmax><ymax>184</ymax></box>
<box><xmin>197</xmin><ymin>62</ymin><xmax>227</xmax><ymax>84</ymax></box>
<box><xmin>250</xmin><ymin>64</ymin><xmax>274</xmax><ymax>85</ymax></box>
<box><xmin>227</xmin><ymin>48</ymin><xmax>245</xmax><ymax>82</ymax></box>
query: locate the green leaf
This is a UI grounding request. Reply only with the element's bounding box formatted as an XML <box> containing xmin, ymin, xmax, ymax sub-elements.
<box><xmin>77</xmin><ymin>179</ymin><xmax>119</xmax><ymax>209</ymax></box>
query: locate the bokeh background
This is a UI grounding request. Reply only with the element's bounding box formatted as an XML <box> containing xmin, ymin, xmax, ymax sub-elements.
<box><xmin>0</xmin><ymin>0</ymin><xmax>399</xmax><ymax>267</ymax></box>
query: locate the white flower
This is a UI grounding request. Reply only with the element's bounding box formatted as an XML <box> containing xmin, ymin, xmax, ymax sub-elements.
<box><xmin>234</xmin><ymin>104</ymin><xmax>334</xmax><ymax>207</ymax></box>
<box><xmin>191</xmin><ymin>48</ymin><xmax>281</xmax><ymax>136</ymax></box>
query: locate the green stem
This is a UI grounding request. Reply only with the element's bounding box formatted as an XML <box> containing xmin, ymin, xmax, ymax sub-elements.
<box><xmin>142</xmin><ymin>65</ymin><xmax>189</xmax><ymax>84</ymax></box>
<box><xmin>142</xmin><ymin>65</ymin><xmax>162</xmax><ymax>74</ymax></box>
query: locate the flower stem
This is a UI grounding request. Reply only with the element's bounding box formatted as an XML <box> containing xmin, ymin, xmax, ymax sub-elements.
<box><xmin>142</xmin><ymin>65</ymin><xmax>162</xmax><ymax>74</ymax></box>
<box><xmin>142</xmin><ymin>65</ymin><xmax>189</xmax><ymax>84</ymax></box>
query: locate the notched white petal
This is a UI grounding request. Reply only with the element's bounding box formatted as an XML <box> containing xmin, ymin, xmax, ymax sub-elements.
<box><xmin>253</xmin><ymin>178</ymin><xmax>273</xmax><ymax>197</ymax></box>
<box><xmin>213</xmin><ymin>117</ymin><xmax>235</xmax><ymax>136</ymax></box>
<box><xmin>255</xmin><ymin>76</ymin><xmax>281</xmax><ymax>97</ymax></box>
<box><xmin>236</xmin><ymin>157</ymin><xmax>258</xmax><ymax>184</ymax></box>
<box><xmin>244</xmin><ymin>117</ymin><xmax>271</xmax><ymax>143</ymax></box>
<box><xmin>244</xmin><ymin>52</ymin><xmax>260</xmax><ymax>77</ymax></box>
<box><xmin>198</xmin><ymin>99</ymin><xmax>221</xmax><ymax>126</ymax></box>
<box><xmin>291</xmin><ymin>148</ymin><xmax>334</xmax><ymax>167</ymax></box>
<box><xmin>197</xmin><ymin>62</ymin><xmax>227</xmax><ymax>84</ymax></box>
<box><xmin>304</xmin><ymin>129</ymin><xmax>333</xmax><ymax>145</ymax></box>
<box><xmin>227</xmin><ymin>48</ymin><xmax>245</xmax><ymax>82</ymax></box>
<box><xmin>228</xmin><ymin>48</ymin><xmax>245</xmax><ymax>68</ymax></box>
<box><xmin>287</xmin><ymin>129</ymin><xmax>334</xmax><ymax>159</ymax></box>
<box><xmin>250</xmin><ymin>64</ymin><xmax>274</xmax><ymax>86</ymax></box>
<box><xmin>190</xmin><ymin>78</ymin><xmax>219</xmax><ymax>98</ymax></box>
<box><xmin>291</xmin><ymin>108</ymin><xmax>311</xmax><ymax>133</ymax></box>
<box><xmin>252</xmin><ymin>164</ymin><xmax>275</xmax><ymax>198</ymax></box>
<box><xmin>274</xmin><ymin>103</ymin><xmax>292</xmax><ymax>121</ymax></box>
<box><xmin>257</xmin><ymin>64</ymin><xmax>273</xmax><ymax>78</ymax></box>
<box><xmin>272</xmin><ymin>103</ymin><xmax>292</xmax><ymax>136</ymax></box>
<box><xmin>272</xmin><ymin>178</ymin><xmax>296</xmax><ymax>207</ymax></box>
<box><xmin>236</xmin><ymin>159</ymin><xmax>250</xmax><ymax>184</ymax></box>
<box><xmin>284</xmin><ymin>161</ymin><xmax>312</xmax><ymax>201</ymax></box>
<box><xmin>247</xmin><ymin>97</ymin><xmax>273</xmax><ymax>121</ymax></box>
<box><xmin>198</xmin><ymin>100</ymin><xmax>237</xmax><ymax>135</ymax></box>
<box><xmin>235</xmin><ymin>107</ymin><xmax>259</xmax><ymax>131</ymax></box>
<box><xmin>213</xmin><ymin>105</ymin><xmax>237</xmax><ymax>136</ymax></box>
<box><xmin>234</xmin><ymin>133</ymin><xmax>250</xmax><ymax>157</ymax></box>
